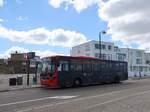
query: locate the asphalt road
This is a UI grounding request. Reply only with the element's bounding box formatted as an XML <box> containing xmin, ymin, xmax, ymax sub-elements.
<box><xmin>0</xmin><ymin>79</ymin><xmax>150</xmax><ymax>112</ymax></box>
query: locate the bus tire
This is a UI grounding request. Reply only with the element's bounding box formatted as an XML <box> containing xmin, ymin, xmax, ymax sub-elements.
<box><xmin>114</xmin><ymin>76</ymin><xmax>120</xmax><ymax>83</ymax></box>
<box><xmin>73</xmin><ymin>78</ymin><xmax>82</xmax><ymax>87</ymax></box>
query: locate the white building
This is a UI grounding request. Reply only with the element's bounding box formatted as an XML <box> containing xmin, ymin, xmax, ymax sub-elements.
<box><xmin>71</xmin><ymin>40</ymin><xmax>150</xmax><ymax>77</ymax></box>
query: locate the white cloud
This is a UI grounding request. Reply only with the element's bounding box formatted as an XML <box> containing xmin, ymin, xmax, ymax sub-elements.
<box><xmin>16</xmin><ymin>0</ymin><xmax>23</xmax><ymax>4</ymax></box>
<box><xmin>0</xmin><ymin>46</ymin><xmax>29</xmax><ymax>59</ymax></box>
<box><xmin>49</xmin><ymin>0</ymin><xmax>101</xmax><ymax>13</ymax></box>
<box><xmin>49</xmin><ymin>0</ymin><xmax>150</xmax><ymax>49</ymax></box>
<box><xmin>16</xmin><ymin>16</ymin><xmax>28</xmax><ymax>21</ymax></box>
<box><xmin>0</xmin><ymin>25</ymin><xmax>87</xmax><ymax>47</ymax></box>
<box><xmin>35</xmin><ymin>50</ymin><xmax>64</xmax><ymax>58</ymax></box>
<box><xmin>99</xmin><ymin>0</ymin><xmax>150</xmax><ymax>49</ymax></box>
<box><xmin>0</xmin><ymin>18</ymin><xmax>4</xmax><ymax>23</ymax></box>
<box><xmin>49</xmin><ymin>0</ymin><xmax>64</xmax><ymax>8</ymax></box>
<box><xmin>0</xmin><ymin>0</ymin><xmax>4</xmax><ymax>7</ymax></box>
<box><xmin>0</xmin><ymin>46</ymin><xmax>64</xmax><ymax>59</ymax></box>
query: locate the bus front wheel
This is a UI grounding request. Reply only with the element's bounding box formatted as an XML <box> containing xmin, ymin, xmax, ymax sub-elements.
<box><xmin>73</xmin><ymin>78</ymin><xmax>82</xmax><ymax>87</ymax></box>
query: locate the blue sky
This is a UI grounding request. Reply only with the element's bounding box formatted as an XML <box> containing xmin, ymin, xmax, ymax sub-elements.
<box><xmin>0</xmin><ymin>0</ymin><xmax>149</xmax><ymax>58</ymax></box>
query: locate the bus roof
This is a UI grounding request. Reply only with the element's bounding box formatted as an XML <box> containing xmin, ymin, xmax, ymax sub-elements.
<box><xmin>43</xmin><ymin>55</ymin><xmax>98</xmax><ymax>60</ymax></box>
<box><xmin>42</xmin><ymin>55</ymin><xmax>127</xmax><ymax>63</ymax></box>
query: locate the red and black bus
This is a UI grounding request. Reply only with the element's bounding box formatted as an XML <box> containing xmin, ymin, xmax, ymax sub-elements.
<box><xmin>40</xmin><ymin>56</ymin><xmax>128</xmax><ymax>88</ymax></box>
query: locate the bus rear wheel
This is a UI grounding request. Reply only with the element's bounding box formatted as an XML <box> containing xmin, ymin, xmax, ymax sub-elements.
<box><xmin>114</xmin><ymin>76</ymin><xmax>120</xmax><ymax>83</ymax></box>
<box><xmin>73</xmin><ymin>78</ymin><xmax>82</xmax><ymax>87</ymax></box>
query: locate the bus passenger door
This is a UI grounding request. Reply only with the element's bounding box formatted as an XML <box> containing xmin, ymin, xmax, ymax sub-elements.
<box><xmin>58</xmin><ymin>61</ymin><xmax>71</xmax><ymax>87</ymax></box>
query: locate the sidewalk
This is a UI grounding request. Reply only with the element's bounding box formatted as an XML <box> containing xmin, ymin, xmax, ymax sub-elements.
<box><xmin>129</xmin><ymin>75</ymin><xmax>150</xmax><ymax>80</ymax></box>
<box><xmin>0</xmin><ymin>84</ymin><xmax>41</xmax><ymax>92</ymax></box>
<box><xmin>0</xmin><ymin>74</ymin><xmax>42</xmax><ymax>92</ymax></box>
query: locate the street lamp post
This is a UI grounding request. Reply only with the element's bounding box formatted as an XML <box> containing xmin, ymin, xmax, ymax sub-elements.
<box><xmin>99</xmin><ymin>31</ymin><xmax>106</xmax><ymax>59</ymax></box>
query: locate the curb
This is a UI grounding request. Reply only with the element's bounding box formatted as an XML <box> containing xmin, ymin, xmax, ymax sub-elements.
<box><xmin>0</xmin><ymin>85</ymin><xmax>41</xmax><ymax>92</ymax></box>
<box><xmin>0</xmin><ymin>89</ymin><xmax>10</xmax><ymax>92</ymax></box>
<box><xmin>129</xmin><ymin>77</ymin><xmax>150</xmax><ymax>80</ymax></box>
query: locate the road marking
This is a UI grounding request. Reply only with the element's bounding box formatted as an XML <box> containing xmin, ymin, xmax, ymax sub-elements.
<box><xmin>16</xmin><ymin>104</ymin><xmax>54</xmax><ymax>112</ymax></box>
<box><xmin>1</xmin><ymin>88</ymin><xmax>129</xmax><ymax>108</ymax></box>
<box><xmin>85</xmin><ymin>89</ymin><xmax>150</xmax><ymax>110</ymax></box>
<box><xmin>15</xmin><ymin>88</ymin><xmax>135</xmax><ymax>112</ymax></box>
<box><xmin>16</xmin><ymin>87</ymin><xmax>150</xmax><ymax>112</ymax></box>
<box><xmin>50</xmin><ymin>96</ymin><xmax>77</xmax><ymax>99</ymax></box>
<box><xmin>1</xmin><ymin>92</ymin><xmax>16</xmax><ymax>96</ymax></box>
<box><xmin>0</xmin><ymin>95</ymin><xmax>77</xmax><ymax>107</ymax></box>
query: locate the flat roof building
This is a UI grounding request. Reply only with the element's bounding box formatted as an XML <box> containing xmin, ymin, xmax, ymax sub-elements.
<box><xmin>71</xmin><ymin>40</ymin><xmax>150</xmax><ymax>77</ymax></box>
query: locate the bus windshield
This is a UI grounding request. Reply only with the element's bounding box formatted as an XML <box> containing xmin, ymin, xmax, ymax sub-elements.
<box><xmin>42</xmin><ymin>60</ymin><xmax>55</xmax><ymax>74</ymax></box>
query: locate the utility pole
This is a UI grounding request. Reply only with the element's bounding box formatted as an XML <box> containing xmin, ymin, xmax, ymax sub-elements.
<box><xmin>26</xmin><ymin>52</ymin><xmax>35</xmax><ymax>85</ymax></box>
<box><xmin>34</xmin><ymin>61</ymin><xmax>38</xmax><ymax>84</ymax></box>
<box><xmin>99</xmin><ymin>31</ymin><xmax>106</xmax><ymax>59</ymax></box>
<box><xmin>27</xmin><ymin>55</ymin><xmax>30</xmax><ymax>86</ymax></box>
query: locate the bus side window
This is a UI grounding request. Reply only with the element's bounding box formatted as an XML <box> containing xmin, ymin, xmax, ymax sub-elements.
<box><xmin>93</xmin><ymin>64</ymin><xmax>99</xmax><ymax>72</ymax></box>
<box><xmin>109</xmin><ymin>62</ymin><xmax>112</xmax><ymax>68</ymax></box>
<box><xmin>124</xmin><ymin>63</ymin><xmax>127</xmax><ymax>71</ymax></box>
<box><xmin>76</xmin><ymin>64</ymin><xmax>82</xmax><ymax>72</ymax></box>
<box><xmin>70</xmin><ymin>63</ymin><xmax>82</xmax><ymax>72</ymax></box>
<box><xmin>58</xmin><ymin>61</ymin><xmax>69</xmax><ymax>72</ymax></box>
<box><xmin>83</xmin><ymin>63</ymin><xmax>92</xmax><ymax>72</ymax></box>
<box><xmin>120</xmin><ymin>62</ymin><xmax>125</xmax><ymax>71</ymax></box>
<box><xmin>58</xmin><ymin>63</ymin><xmax>62</xmax><ymax>71</ymax></box>
<box><xmin>70</xmin><ymin>63</ymin><xmax>75</xmax><ymax>72</ymax></box>
<box><xmin>100</xmin><ymin>62</ymin><xmax>105</xmax><ymax>72</ymax></box>
<box><xmin>115</xmin><ymin>63</ymin><xmax>119</xmax><ymax>71</ymax></box>
<box><xmin>62</xmin><ymin>63</ymin><xmax>69</xmax><ymax>72</ymax></box>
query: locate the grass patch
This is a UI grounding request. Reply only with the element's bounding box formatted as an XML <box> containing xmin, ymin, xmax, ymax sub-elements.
<box><xmin>0</xmin><ymin>65</ymin><xmax>14</xmax><ymax>74</ymax></box>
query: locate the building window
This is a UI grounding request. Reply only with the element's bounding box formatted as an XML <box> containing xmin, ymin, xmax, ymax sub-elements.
<box><xmin>86</xmin><ymin>53</ymin><xmax>90</xmax><ymax>56</ymax></box>
<box><xmin>95</xmin><ymin>44</ymin><xmax>106</xmax><ymax>50</ymax></box>
<box><xmin>114</xmin><ymin>46</ymin><xmax>119</xmax><ymax>52</ymax></box>
<box><xmin>136</xmin><ymin>59</ymin><xmax>142</xmax><ymax>64</ymax></box>
<box><xmin>136</xmin><ymin>51</ymin><xmax>142</xmax><ymax>57</ymax></box>
<box><xmin>85</xmin><ymin>45</ymin><xmax>90</xmax><ymax>51</ymax></box>
<box><xmin>102</xmin><ymin>45</ymin><xmax>106</xmax><ymax>50</ymax></box>
<box><xmin>101</xmin><ymin>54</ymin><xmax>107</xmax><ymax>59</ymax></box>
<box><xmin>95</xmin><ymin>44</ymin><xmax>100</xmax><ymax>49</ymax></box>
<box><xmin>108</xmin><ymin>45</ymin><xmax>112</xmax><ymax>50</ymax></box>
<box><xmin>133</xmin><ymin>66</ymin><xmax>137</xmax><ymax>71</ymax></box>
<box><xmin>77</xmin><ymin>50</ymin><xmax>80</xmax><ymax>54</ymax></box>
<box><xmin>95</xmin><ymin>53</ymin><xmax>99</xmax><ymax>58</ymax></box>
<box><xmin>146</xmin><ymin>60</ymin><xmax>150</xmax><ymax>64</ymax></box>
<box><xmin>139</xmin><ymin>66</ymin><xmax>143</xmax><ymax>72</ymax></box>
<box><xmin>117</xmin><ymin>53</ymin><xmax>126</xmax><ymax>61</ymax></box>
<box><xmin>130</xmin><ymin>66</ymin><xmax>133</xmax><ymax>71</ymax></box>
<box><xmin>144</xmin><ymin>67</ymin><xmax>147</xmax><ymax>72</ymax></box>
<box><xmin>108</xmin><ymin>55</ymin><xmax>112</xmax><ymax>60</ymax></box>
